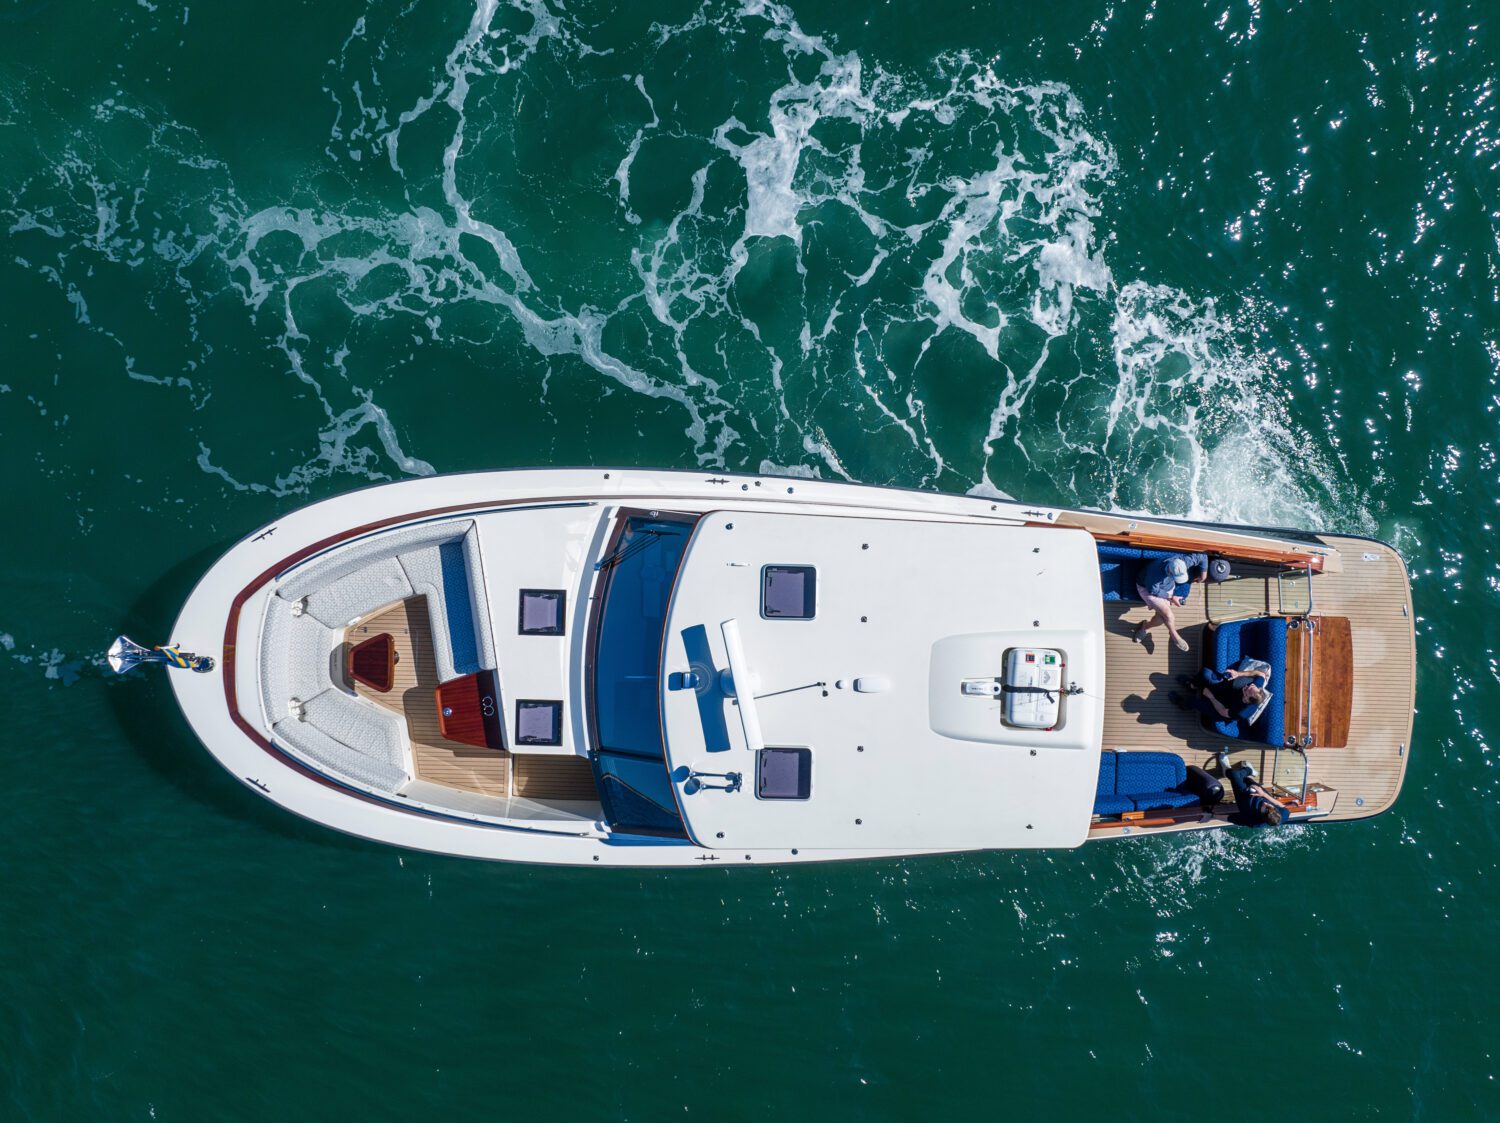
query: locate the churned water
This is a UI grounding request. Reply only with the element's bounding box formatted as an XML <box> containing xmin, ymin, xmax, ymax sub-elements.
<box><xmin>1</xmin><ymin>0</ymin><xmax>1496</xmax><ymax>1117</ymax></box>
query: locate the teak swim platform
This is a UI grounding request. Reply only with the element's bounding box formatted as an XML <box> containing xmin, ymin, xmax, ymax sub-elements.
<box><xmin>149</xmin><ymin>468</ymin><xmax>1414</xmax><ymax>866</ymax></box>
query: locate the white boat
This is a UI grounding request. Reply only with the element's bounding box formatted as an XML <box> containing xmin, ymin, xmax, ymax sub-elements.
<box><xmin>146</xmin><ymin>468</ymin><xmax>1415</xmax><ymax>866</ymax></box>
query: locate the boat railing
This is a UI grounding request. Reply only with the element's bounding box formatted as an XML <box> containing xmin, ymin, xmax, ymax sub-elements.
<box><xmin>1267</xmin><ymin>742</ymin><xmax>1310</xmax><ymax>805</ymax></box>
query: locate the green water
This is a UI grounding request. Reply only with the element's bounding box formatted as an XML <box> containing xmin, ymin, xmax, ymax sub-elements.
<box><xmin>2</xmin><ymin>0</ymin><xmax>1496</xmax><ymax>1116</ymax></box>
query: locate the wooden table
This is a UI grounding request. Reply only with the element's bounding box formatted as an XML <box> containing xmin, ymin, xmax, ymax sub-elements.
<box><xmin>435</xmin><ymin>669</ymin><xmax>505</xmax><ymax>750</ymax></box>
<box><xmin>1284</xmin><ymin>615</ymin><xmax>1353</xmax><ymax>748</ymax></box>
<box><xmin>346</xmin><ymin>632</ymin><xmax>395</xmax><ymax>693</ymax></box>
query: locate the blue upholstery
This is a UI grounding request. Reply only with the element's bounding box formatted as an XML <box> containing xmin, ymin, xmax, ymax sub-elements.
<box><xmin>1094</xmin><ymin>793</ymin><xmax>1135</xmax><ymax>815</ymax></box>
<box><xmin>1092</xmin><ymin>750</ymin><xmax>1205</xmax><ymax>816</ymax></box>
<box><xmin>1095</xmin><ymin>750</ymin><xmax>1117</xmax><ymax>797</ymax></box>
<box><xmin>1207</xmin><ymin>617</ymin><xmax>1288</xmax><ymax>745</ymax></box>
<box><xmin>1139</xmin><ymin>789</ymin><xmax>1202</xmax><ymax>811</ymax></box>
<box><xmin>438</xmin><ymin>540</ymin><xmax>479</xmax><ymax>675</ymax></box>
<box><xmin>1096</xmin><ymin>543</ymin><xmax>1191</xmax><ymax>603</ymax></box>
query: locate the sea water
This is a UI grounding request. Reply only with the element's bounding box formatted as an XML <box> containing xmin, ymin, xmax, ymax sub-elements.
<box><xmin>1</xmin><ymin>0</ymin><xmax>1495</xmax><ymax>1116</ymax></box>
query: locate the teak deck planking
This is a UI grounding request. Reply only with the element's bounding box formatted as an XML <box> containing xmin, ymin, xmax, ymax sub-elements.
<box><xmin>1096</xmin><ymin>534</ymin><xmax>1414</xmax><ymax>830</ymax></box>
<box><xmin>345</xmin><ymin>597</ymin><xmax>596</xmax><ymax>802</ymax></box>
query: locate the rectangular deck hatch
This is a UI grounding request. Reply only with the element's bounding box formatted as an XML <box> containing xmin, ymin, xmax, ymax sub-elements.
<box><xmin>756</xmin><ymin>747</ymin><xmax>812</xmax><ymax>800</ymax></box>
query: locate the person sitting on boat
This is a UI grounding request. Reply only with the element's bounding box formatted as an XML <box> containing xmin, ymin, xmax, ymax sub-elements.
<box><xmin>1131</xmin><ymin>552</ymin><xmax>1209</xmax><ymax>652</ymax></box>
<box><xmin>1170</xmin><ymin>662</ymin><xmax>1269</xmax><ymax>725</ymax></box>
<box><xmin>1215</xmin><ymin>752</ymin><xmax>1288</xmax><ymax>827</ymax></box>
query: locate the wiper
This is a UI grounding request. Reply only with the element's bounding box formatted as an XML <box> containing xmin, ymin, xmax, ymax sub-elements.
<box><xmin>594</xmin><ymin>527</ymin><xmax>664</xmax><ymax>572</ymax></box>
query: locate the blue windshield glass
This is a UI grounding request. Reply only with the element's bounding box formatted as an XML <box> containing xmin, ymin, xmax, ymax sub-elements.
<box><xmin>592</xmin><ymin>515</ymin><xmax>694</xmax><ymax>759</ymax></box>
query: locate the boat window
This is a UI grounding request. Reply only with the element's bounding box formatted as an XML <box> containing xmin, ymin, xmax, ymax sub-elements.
<box><xmin>761</xmin><ymin>565</ymin><xmax>816</xmax><ymax>619</ymax></box>
<box><xmin>515</xmin><ymin>700</ymin><xmax>563</xmax><ymax>746</ymax></box>
<box><xmin>518</xmin><ymin>589</ymin><xmax>566</xmax><ymax>635</ymax></box>
<box><xmin>756</xmin><ymin>747</ymin><xmax>812</xmax><ymax>800</ymax></box>
<box><xmin>589</xmin><ymin>513</ymin><xmax>697</xmax><ymax>835</ymax></box>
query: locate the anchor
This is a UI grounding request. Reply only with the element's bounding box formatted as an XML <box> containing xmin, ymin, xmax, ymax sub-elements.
<box><xmin>107</xmin><ymin>635</ymin><xmax>214</xmax><ymax>674</ymax></box>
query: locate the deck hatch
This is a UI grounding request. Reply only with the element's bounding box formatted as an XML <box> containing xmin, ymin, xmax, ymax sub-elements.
<box><xmin>756</xmin><ymin>747</ymin><xmax>812</xmax><ymax>800</ymax></box>
<box><xmin>516</xmin><ymin>699</ymin><xmax>563</xmax><ymax>746</ymax></box>
<box><xmin>518</xmin><ymin>589</ymin><xmax>566</xmax><ymax>635</ymax></box>
<box><xmin>761</xmin><ymin>565</ymin><xmax>816</xmax><ymax>620</ymax></box>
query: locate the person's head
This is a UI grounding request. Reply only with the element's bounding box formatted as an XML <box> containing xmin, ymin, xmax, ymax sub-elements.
<box><xmin>1168</xmin><ymin>558</ymin><xmax>1189</xmax><ymax>584</ymax></box>
<box><xmin>1243</xmin><ymin>683</ymin><xmax>1266</xmax><ymax>705</ymax></box>
<box><xmin>1260</xmin><ymin>800</ymin><xmax>1287</xmax><ymax>827</ymax></box>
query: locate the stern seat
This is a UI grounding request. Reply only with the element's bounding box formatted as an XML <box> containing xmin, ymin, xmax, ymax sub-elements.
<box><xmin>1096</xmin><ymin>542</ymin><xmax>1192</xmax><ymax>603</ymax></box>
<box><xmin>1205</xmin><ymin>616</ymin><xmax>1288</xmax><ymax>745</ymax></box>
<box><xmin>1093</xmin><ymin>750</ymin><xmax>1217</xmax><ymax>816</ymax></box>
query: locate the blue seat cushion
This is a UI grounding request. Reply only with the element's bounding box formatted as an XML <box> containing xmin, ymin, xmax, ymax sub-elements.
<box><xmin>1115</xmin><ymin>751</ymin><xmax>1187</xmax><ymax>793</ymax></box>
<box><xmin>1094</xmin><ymin>751</ymin><xmax>1201</xmax><ymax>816</ymax></box>
<box><xmin>1096</xmin><ymin>543</ymin><xmax>1191</xmax><ymax>603</ymax></box>
<box><xmin>1095</xmin><ymin>751</ymin><xmax>1117</xmax><ymax>797</ymax></box>
<box><xmin>1094</xmin><ymin>793</ymin><xmax>1135</xmax><ymax>815</ymax></box>
<box><xmin>1209</xmin><ymin>617</ymin><xmax>1288</xmax><ymax>745</ymax></box>
<box><xmin>1133</xmin><ymin>789</ymin><xmax>1202</xmax><ymax>812</ymax></box>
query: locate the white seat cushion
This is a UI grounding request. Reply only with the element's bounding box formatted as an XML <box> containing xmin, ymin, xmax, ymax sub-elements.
<box><xmin>302</xmin><ymin>556</ymin><xmax>414</xmax><ymax>627</ymax></box>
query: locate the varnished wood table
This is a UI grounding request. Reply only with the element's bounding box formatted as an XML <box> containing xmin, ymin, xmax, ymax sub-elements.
<box><xmin>1284</xmin><ymin>616</ymin><xmax>1353</xmax><ymax>748</ymax></box>
<box><xmin>435</xmin><ymin>669</ymin><xmax>504</xmax><ymax>750</ymax></box>
<box><xmin>346</xmin><ymin>632</ymin><xmax>395</xmax><ymax>693</ymax></box>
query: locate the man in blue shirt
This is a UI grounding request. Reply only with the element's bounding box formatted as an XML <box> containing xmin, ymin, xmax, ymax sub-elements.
<box><xmin>1132</xmin><ymin>552</ymin><xmax>1208</xmax><ymax>652</ymax></box>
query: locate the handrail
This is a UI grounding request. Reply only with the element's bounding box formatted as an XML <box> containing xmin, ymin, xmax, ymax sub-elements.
<box><xmin>1268</xmin><ymin>742</ymin><xmax>1310</xmax><ymax>805</ymax></box>
<box><xmin>720</xmin><ymin>618</ymin><xmax>765</xmax><ymax>753</ymax></box>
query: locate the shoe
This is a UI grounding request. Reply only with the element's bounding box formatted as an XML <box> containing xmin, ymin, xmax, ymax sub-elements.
<box><xmin>1215</xmin><ymin>751</ymin><xmax>1230</xmax><ymax>774</ymax></box>
<box><xmin>1131</xmin><ymin>623</ymin><xmax>1146</xmax><ymax>644</ymax></box>
<box><xmin>1173</xmin><ymin>634</ymin><xmax>1190</xmax><ymax>653</ymax></box>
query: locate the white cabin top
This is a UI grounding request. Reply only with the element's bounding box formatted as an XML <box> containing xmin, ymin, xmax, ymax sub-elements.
<box><xmin>658</xmin><ymin>512</ymin><xmax>1106</xmax><ymax>851</ymax></box>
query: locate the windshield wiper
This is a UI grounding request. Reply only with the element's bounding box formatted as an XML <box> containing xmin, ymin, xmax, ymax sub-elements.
<box><xmin>594</xmin><ymin>527</ymin><xmax>664</xmax><ymax>572</ymax></box>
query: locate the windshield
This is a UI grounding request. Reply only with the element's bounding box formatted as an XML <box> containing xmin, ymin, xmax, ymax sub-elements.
<box><xmin>588</xmin><ymin>512</ymin><xmax>697</xmax><ymax>834</ymax></box>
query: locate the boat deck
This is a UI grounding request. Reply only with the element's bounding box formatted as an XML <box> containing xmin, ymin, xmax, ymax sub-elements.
<box><xmin>347</xmin><ymin>598</ymin><xmax>597</xmax><ymax>802</ymax></box>
<box><xmin>1100</xmin><ymin>533</ymin><xmax>1415</xmax><ymax>826</ymax></box>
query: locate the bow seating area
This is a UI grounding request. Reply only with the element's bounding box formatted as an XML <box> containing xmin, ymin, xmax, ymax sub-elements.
<box><xmin>1095</xmin><ymin>542</ymin><xmax>1193</xmax><ymax>603</ymax></box>
<box><xmin>1093</xmin><ymin>750</ymin><xmax>1221</xmax><ymax>816</ymax></box>
<box><xmin>257</xmin><ymin>518</ymin><xmax>497</xmax><ymax>792</ymax></box>
<box><xmin>1204</xmin><ymin>616</ymin><xmax>1288</xmax><ymax>745</ymax></box>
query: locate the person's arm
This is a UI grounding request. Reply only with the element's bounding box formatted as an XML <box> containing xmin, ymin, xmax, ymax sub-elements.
<box><xmin>1204</xmin><ymin>688</ymin><xmax>1231</xmax><ymax>719</ymax></box>
<box><xmin>1226</xmin><ymin>664</ymin><xmax>1269</xmax><ymax>684</ymax></box>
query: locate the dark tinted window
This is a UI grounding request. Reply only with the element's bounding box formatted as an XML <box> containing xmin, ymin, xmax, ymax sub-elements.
<box><xmin>518</xmin><ymin>589</ymin><xmax>566</xmax><ymax>635</ymax></box>
<box><xmin>762</xmin><ymin>565</ymin><xmax>816</xmax><ymax>619</ymax></box>
<box><xmin>757</xmin><ymin>747</ymin><xmax>812</xmax><ymax>800</ymax></box>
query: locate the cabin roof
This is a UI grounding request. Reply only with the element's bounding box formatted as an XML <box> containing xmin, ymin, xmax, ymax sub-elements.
<box><xmin>659</xmin><ymin>512</ymin><xmax>1107</xmax><ymax>851</ymax></box>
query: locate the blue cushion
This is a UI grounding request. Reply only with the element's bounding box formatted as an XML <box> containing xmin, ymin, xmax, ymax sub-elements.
<box><xmin>1093</xmin><ymin>751</ymin><xmax>1204</xmax><ymax>816</ymax></box>
<box><xmin>1116</xmin><ymin>751</ymin><xmax>1186</xmax><ymax>793</ymax></box>
<box><xmin>1210</xmin><ymin>617</ymin><xmax>1288</xmax><ymax>745</ymax></box>
<box><xmin>1096</xmin><ymin>543</ymin><xmax>1192</xmax><ymax>603</ymax></box>
<box><xmin>1095</xmin><ymin>751</ymin><xmax>1117</xmax><ymax>796</ymax></box>
<box><xmin>1093</xmin><ymin>793</ymin><xmax>1135</xmax><ymax>815</ymax></box>
<box><xmin>1133</xmin><ymin>790</ymin><xmax>1202</xmax><ymax>812</ymax></box>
